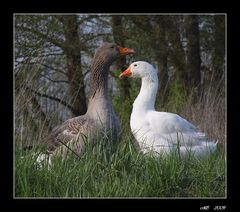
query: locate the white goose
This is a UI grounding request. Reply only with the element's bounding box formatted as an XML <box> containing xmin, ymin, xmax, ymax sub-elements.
<box><xmin>119</xmin><ymin>61</ymin><xmax>217</xmax><ymax>157</ymax></box>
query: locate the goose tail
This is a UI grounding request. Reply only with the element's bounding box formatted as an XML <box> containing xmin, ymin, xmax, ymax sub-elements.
<box><xmin>191</xmin><ymin>140</ymin><xmax>218</xmax><ymax>157</ymax></box>
<box><xmin>33</xmin><ymin>152</ymin><xmax>52</xmax><ymax>169</ymax></box>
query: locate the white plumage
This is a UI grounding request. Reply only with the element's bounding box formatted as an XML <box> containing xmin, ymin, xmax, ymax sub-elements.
<box><xmin>120</xmin><ymin>61</ymin><xmax>217</xmax><ymax>157</ymax></box>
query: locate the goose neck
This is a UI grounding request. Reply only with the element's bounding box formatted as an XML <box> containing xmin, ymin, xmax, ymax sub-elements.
<box><xmin>89</xmin><ymin>59</ymin><xmax>110</xmax><ymax>99</ymax></box>
<box><xmin>134</xmin><ymin>75</ymin><xmax>158</xmax><ymax>111</ymax></box>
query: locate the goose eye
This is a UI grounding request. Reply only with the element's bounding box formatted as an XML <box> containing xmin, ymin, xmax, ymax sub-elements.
<box><xmin>134</xmin><ymin>64</ymin><xmax>137</xmax><ymax>67</ymax></box>
<box><xmin>110</xmin><ymin>46</ymin><xmax>114</xmax><ymax>49</ymax></box>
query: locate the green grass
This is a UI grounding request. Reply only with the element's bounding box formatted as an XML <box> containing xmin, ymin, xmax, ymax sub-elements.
<box><xmin>14</xmin><ymin>53</ymin><xmax>226</xmax><ymax>198</ymax></box>
<box><xmin>14</xmin><ymin>133</ymin><xmax>226</xmax><ymax>198</ymax></box>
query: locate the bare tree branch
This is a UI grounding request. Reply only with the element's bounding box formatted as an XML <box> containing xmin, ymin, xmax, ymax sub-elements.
<box><xmin>28</xmin><ymin>61</ymin><xmax>68</xmax><ymax>76</ymax></box>
<box><xmin>37</xmin><ymin>62</ymin><xmax>67</xmax><ymax>74</ymax></box>
<box><xmin>81</xmin><ymin>32</ymin><xmax>111</xmax><ymax>43</ymax></box>
<box><xmin>57</xmin><ymin>15</ymin><xmax>100</xmax><ymax>26</ymax></box>
<box><xmin>24</xmin><ymin>85</ymin><xmax>74</xmax><ymax>112</ymax></box>
<box><xmin>39</xmin><ymin>74</ymin><xmax>69</xmax><ymax>84</ymax></box>
<box><xmin>16</xmin><ymin>25</ymin><xmax>65</xmax><ymax>50</ymax></box>
<box><xmin>35</xmin><ymin>53</ymin><xmax>64</xmax><ymax>58</ymax></box>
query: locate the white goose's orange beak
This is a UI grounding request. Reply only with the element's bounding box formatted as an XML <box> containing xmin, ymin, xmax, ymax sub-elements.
<box><xmin>118</xmin><ymin>47</ymin><xmax>135</xmax><ymax>56</ymax></box>
<box><xmin>119</xmin><ymin>66</ymin><xmax>132</xmax><ymax>79</ymax></box>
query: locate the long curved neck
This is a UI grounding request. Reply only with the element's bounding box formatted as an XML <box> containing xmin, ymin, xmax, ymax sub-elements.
<box><xmin>89</xmin><ymin>56</ymin><xmax>111</xmax><ymax>99</ymax></box>
<box><xmin>87</xmin><ymin>56</ymin><xmax>114</xmax><ymax>119</ymax></box>
<box><xmin>133</xmin><ymin>74</ymin><xmax>158</xmax><ymax>112</ymax></box>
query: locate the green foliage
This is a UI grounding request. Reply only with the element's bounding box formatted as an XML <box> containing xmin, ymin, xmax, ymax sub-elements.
<box><xmin>112</xmin><ymin>69</ymin><xmax>122</xmax><ymax>78</ymax></box>
<box><xmin>112</xmin><ymin>78</ymin><xmax>141</xmax><ymax>126</ymax></box>
<box><xmin>164</xmin><ymin>78</ymin><xmax>187</xmax><ymax>113</ymax></box>
<box><xmin>112</xmin><ymin>95</ymin><xmax>132</xmax><ymax>126</ymax></box>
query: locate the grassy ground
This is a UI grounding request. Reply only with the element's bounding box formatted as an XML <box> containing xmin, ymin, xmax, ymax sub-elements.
<box><xmin>14</xmin><ymin>65</ymin><xmax>226</xmax><ymax>198</ymax></box>
<box><xmin>15</xmin><ymin>133</ymin><xmax>226</xmax><ymax>198</ymax></box>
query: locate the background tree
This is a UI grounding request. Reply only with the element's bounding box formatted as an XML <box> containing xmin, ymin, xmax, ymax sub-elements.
<box><xmin>213</xmin><ymin>15</ymin><xmax>225</xmax><ymax>82</ymax></box>
<box><xmin>59</xmin><ymin>15</ymin><xmax>87</xmax><ymax>116</ymax></box>
<box><xmin>14</xmin><ymin>14</ymin><xmax>226</xmax><ymax>147</ymax></box>
<box><xmin>185</xmin><ymin>15</ymin><xmax>201</xmax><ymax>101</ymax></box>
<box><xmin>152</xmin><ymin>16</ymin><xmax>169</xmax><ymax>105</ymax></box>
<box><xmin>112</xmin><ymin>15</ymin><xmax>131</xmax><ymax>99</ymax></box>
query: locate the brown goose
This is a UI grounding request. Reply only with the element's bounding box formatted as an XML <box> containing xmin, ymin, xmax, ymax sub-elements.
<box><xmin>37</xmin><ymin>42</ymin><xmax>134</xmax><ymax>165</ymax></box>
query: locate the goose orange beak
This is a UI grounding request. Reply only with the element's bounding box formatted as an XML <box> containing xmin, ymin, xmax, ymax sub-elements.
<box><xmin>118</xmin><ymin>47</ymin><xmax>135</xmax><ymax>56</ymax></box>
<box><xmin>119</xmin><ymin>66</ymin><xmax>132</xmax><ymax>78</ymax></box>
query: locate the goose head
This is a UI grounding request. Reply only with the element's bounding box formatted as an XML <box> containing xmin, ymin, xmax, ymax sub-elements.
<box><xmin>119</xmin><ymin>61</ymin><xmax>157</xmax><ymax>81</ymax></box>
<box><xmin>93</xmin><ymin>42</ymin><xmax>135</xmax><ymax>65</ymax></box>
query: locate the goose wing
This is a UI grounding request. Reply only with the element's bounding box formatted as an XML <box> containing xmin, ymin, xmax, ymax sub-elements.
<box><xmin>147</xmin><ymin>111</ymin><xmax>198</xmax><ymax>134</ymax></box>
<box><xmin>46</xmin><ymin>115</ymin><xmax>94</xmax><ymax>153</ymax></box>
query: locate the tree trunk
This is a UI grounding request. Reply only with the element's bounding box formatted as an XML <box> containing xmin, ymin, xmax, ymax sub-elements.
<box><xmin>111</xmin><ymin>15</ymin><xmax>131</xmax><ymax>99</ymax></box>
<box><xmin>213</xmin><ymin>15</ymin><xmax>225</xmax><ymax>82</ymax></box>
<box><xmin>185</xmin><ymin>15</ymin><xmax>201</xmax><ymax>100</ymax></box>
<box><xmin>167</xmin><ymin>16</ymin><xmax>188</xmax><ymax>95</ymax></box>
<box><xmin>152</xmin><ymin>16</ymin><xmax>169</xmax><ymax>106</ymax></box>
<box><xmin>61</xmin><ymin>15</ymin><xmax>87</xmax><ymax>116</ymax></box>
<box><xmin>157</xmin><ymin>53</ymin><xmax>168</xmax><ymax>106</ymax></box>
